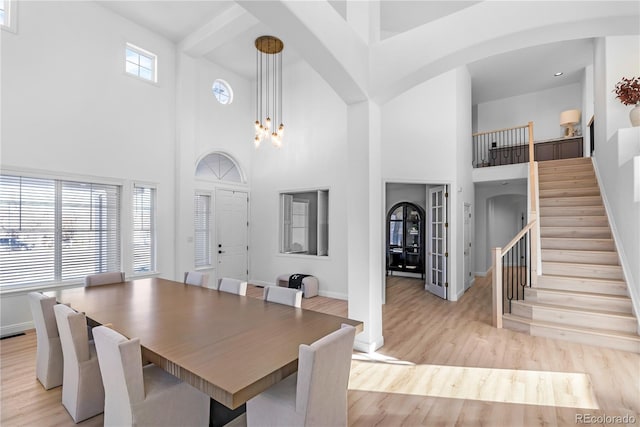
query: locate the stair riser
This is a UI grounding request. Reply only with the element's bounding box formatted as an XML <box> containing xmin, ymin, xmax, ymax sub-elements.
<box><xmin>502</xmin><ymin>318</ymin><xmax>640</xmax><ymax>353</ymax></box>
<box><xmin>511</xmin><ymin>302</ymin><xmax>636</xmax><ymax>333</ymax></box>
<box><xmin>539</xmin><ymin>197</ymin><xmax>602</xmax><ymax>207</ymax></box>
<box><xmin>538</xmin><ymin>164</ymin><xmax>594</xmax><ymax>175</ymax></box>
<box><xmin>536</xmin><ymin>275</ymin><xmax>628</xmax><ymax>296</ymax></box>
<box><xmin>541</xmin><ymin>238</ymin><xmax>616</xmax><ymax>251</ymax></box>
<box><xmin>543</xmin><ymin>262</ymin><xmax>624</xmax><ymax>280</ymax></box>
<box><xmin>540</xmin><ymin>217</ymin><xmax>609</xmax><ymax>227</ymax></box>
<box><xmin>524</xmin><ymin>289</ymin><xmax>632</xmax><ymax>314</ymax></box>
<box><xmin>541</xmin><ymin>228</ymin><xmax>611</xmax><ymax>239</ymax></box>
<box><xmin>539</xmin><ymin>171</ymin><xmax>596</xmax><ymax>182</ymax></box>
<box><xmin>538</xmin><ymin>157</ymin><xmax>592</xmax><ymax>166</ymax></box>
<box><xmin>540</xmin><ymin>188</ymin><xmax>601</xmax><ymax>198</ymax></box>
<box><xmin>542</xmin><ymin>250</ymin><xmax>619</xmax><ymax>265</ymax></box>
<box><xmin>540</xmin><ymin>206</ymin><xmax>606</xmax><ymax>217</ymax></box>
<box><xmin>539</xmin><ymin>179</ymin><xmax>598</xmax><ymax>190</ymax></box>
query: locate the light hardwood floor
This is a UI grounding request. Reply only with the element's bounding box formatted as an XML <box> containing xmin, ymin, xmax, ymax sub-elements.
<box><xmin>2</xmin><ymin>276</ymin><xmax>638</xmax><ymax>426</ymax></box>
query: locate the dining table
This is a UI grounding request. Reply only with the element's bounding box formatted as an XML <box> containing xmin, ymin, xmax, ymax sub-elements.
<box><xmin>46</xmin><ymin>277</ymin><xmax>362</xmax><ymax>410</ymax></box>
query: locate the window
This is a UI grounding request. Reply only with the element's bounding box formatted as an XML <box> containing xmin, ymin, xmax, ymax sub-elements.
<box><xmin>125</xmin><ymin>43</ymin><xmax>157</xmax><ymax>82</ymax></box>
<box><xmin>0</xmin><ymin>175</ymin><xmax>121</xmax><ymax>287</ymax></box>
<box><xmin>280</xmin><ymin>190</ymin><xmax>328</xmax><ymax>256</ymax></box>
<box><xmin>194</xmin><ymin>193</ymin><xmax>211</xmax><ymax>268</ymax></box>
<box><xmin>132</xmin><ymin>185</ymin><xmax>156</xmax><ymax>274</ymax></box>
<box><xmin>0</xmin><ymin>0</ymin><xmax>15</xmax><ymax>32</ymax></box>
<box><xmin>212</xmin><ymin>79</ymin><xmax>233</xmax><ymax>105</ymax></box>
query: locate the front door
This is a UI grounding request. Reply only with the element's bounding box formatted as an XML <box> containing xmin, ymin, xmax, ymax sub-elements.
<box><xmin>426</xmin><ymin>186</ymin><xmax>447</xmax><ymax>299</ymax></box>
<box><xmin>216</xmin><ymin>189</ymin><xmax>248</xmax><ymax>283</ymax></box>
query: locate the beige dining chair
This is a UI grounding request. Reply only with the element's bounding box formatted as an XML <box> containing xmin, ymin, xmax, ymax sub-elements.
<box><xmin>53</xmin><ymin>304</ymin><xmax>104</xmax><ymax>423</ymax></box>
<box><xmin>184</xmin><ymin>271</ymin><xmax>209</xmax><ymax>287</ymax></box>
<box><xmin>246</xmin><ymin>324</ymin><xmax>356</xmax><ymax>426</ymax></box>
<box><xmin>218</xmin><ymin>277</ymin><xmax>247</xmax><ymax>296</ymax></box>
<box><xmin>84</xmin><ymin>271</ymin><xmax>125</xmax><ymax>286</ymax></box>
<box><xmin>92</xmin><ymin>325</ymin><xmax>209</xmax><ymax>427</ymax></box>
<box><xmin>28</xmin><ymin>292</ymin><xmax>63</xmax><ymax>390</ymax></box>
<box><xmin>263</xmin><ymin>286</ymin><xmax>303</xmax><ymax>308</ymax></box>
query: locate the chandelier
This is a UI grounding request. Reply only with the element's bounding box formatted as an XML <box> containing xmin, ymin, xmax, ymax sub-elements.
<box><xmin>254</xmin><ymin>35</ymin><xmax>284</xmax><ymax>148</ymax></box>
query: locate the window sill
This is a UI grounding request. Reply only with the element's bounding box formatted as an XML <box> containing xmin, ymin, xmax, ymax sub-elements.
<box><xmin>0</xmin><ymin>280</ymin><xmax>84</xmax><ymax>297</ymax></box>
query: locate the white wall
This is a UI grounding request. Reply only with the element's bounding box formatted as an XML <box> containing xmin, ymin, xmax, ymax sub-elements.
<box><xmin>477</xmin><ymin>83</ymin><xmax>583</xmax><ymax>141</ymax></box>
<box><xmin>0</xmin><ymin>1</ymin><xmax>177</xmax><ymax>335</ymax></box>
<box><xmin>593</xmin><ymin>35</ymin><xmax>640</xmax><ymax>327</ymax></box>
<box><xmin>381</xmin><ymin>68</ymin><xmax>473</xmax><ymax>300</ymax></box>
<box><xmin>248</xmin><ymin>61</ymin><xmax>349</xmax><ymax>299</ymax></box>
<box><xmin>385</xmin><ymin>183</ymin><xmax>427</xmax><ymax>213</ymax></box>
<box><xmin>474</xmin><ymin>181</ymin><xmax>528</xmax><ymax>274</ymax></box>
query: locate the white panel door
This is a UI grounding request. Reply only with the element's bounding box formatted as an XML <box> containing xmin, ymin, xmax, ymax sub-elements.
<box><xmin>426</xmin><ymin>186</ymin><xmax>447</xmax><ymax>299</ymax></box>
<box><xmin>216</xmin><ymin>189</ymin><xmax>248</xmax><ymax>282</ymax></box>
<box><xmin>464</xmin><ymin>203</ymin><xmax>472</xmax><ymax>291</ymax></box>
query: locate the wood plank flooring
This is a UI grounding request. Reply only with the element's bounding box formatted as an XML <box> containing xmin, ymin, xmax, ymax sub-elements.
<box><xmin>2</xmin><ymin>277</ymin><xmax>638</xmax><ymax>426</ymax></box>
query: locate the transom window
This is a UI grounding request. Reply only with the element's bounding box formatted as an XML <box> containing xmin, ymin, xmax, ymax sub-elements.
<box><xmin>196</xmin><ymin>152</ymin><xmax>243</xmax><ymax>183</ymax></box>
<box><xmin>0</xmin><ymin>0</ymin><xmax>6</xmax><ymax>26</ymax></box>
<box><xmin>212</xmin><ymin>79</ymin><xmax>233</xmax><ymax>105</ymax></box>
<box><xmin>0</xmin><ymin>175</ymin><xmax>121</xmax><ymax>287</ymax></box>
<box><xmin>0</xmin><ymin>0</ymin><xmax>15</xmax><ymax>31</ymax></box>
<box><xmin>125</xmin><ymin>43</ymin><xmax>157</xmax><ymax>83</ymax></box>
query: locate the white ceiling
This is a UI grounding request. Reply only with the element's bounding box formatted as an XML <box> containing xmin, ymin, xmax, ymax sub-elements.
<box><xmin>97</xmin><ymin>1</ymin><xmax>597</xmax><ymax>106</ymax></box>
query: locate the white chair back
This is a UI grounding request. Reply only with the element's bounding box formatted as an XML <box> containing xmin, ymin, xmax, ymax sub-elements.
<box><xmin>296</xmin><ymin>324</ymin><xmax>356</xmax><ymax>425</ymax></box>
<box><xmin>263</xmin><ymin>286</ymin><xmax>302</xmax><ymax>308</ymax></box>
<box><xmin>85</xmin><ymin>271</ymin><xmax>125</xmax><ymax>286</ymax></box>
<box><xmin>28</xmin><ymin>292</ymin><xmax>63</xmax><ymax>389</ymax></box>
<box><xmin>184</xmin><ymin>271</ymin><xmax>209</xmax><ymax>287</ymax></box>
<box><xmin>218</xmin><ymin>277</ymin><xmax>247</xmax><ymax>296</ymax></box>
<box><xmin>93</xmin><ymin>326</ymin><xmax>143</xmax><ymax>426</ymax></box>
<box><xmin>53</xmin><ymin>304</ymin><xmax>104</xmax><ymax>422</ymax></box>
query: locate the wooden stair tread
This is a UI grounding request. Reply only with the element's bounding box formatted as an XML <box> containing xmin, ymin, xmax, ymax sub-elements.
<box><xmin>503</xmin><ymin>314</ymin><xmax>640</xmax><ymax>341</ymax></box>
<box><xmin>543</xmin><ymin>260</ymin><xmax>621</xmax><ymax>269</ymax></box>
<box><xmin>529</xmin><ymin>286</ymin><xmax>632</xmax><ymax>301</ymax></box>
<box><xmin>538</xmin><ymin>274</ymin><xmax>625</xmax><ymax>285</ymax></box>
<box><xmin>513</xmin><ymin>300</ymin><xmax>635</xmax><ymax>319</ymax></box>
<box><xmin>542</xmin><ymin>248</ymin><xmax>617</xmax><ymax>255</ymax></box>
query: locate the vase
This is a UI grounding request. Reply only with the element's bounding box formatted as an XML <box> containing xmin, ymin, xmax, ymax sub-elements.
<box><xmin>631</xmin><ymin>103</ymin><xmax>640</xmax><ymax>127</ymax></box>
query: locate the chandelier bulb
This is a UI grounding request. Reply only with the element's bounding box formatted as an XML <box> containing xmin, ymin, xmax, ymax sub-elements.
<box><xmin>277</xmin><ymin>124</ymin><xmax>284</xmax><ymax>137</ymax></box>
<box><xmin>254</xmin><ymin>120</ymin><xmax>260</xmax><ymax>131</ymax></box>
<box><xmin>254</xmin><ymin>135</ymin><xmax>261</xmax><ymax>148</ymax></box>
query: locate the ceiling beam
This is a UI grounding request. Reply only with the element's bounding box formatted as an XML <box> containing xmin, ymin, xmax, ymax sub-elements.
<box><xmin>237</xmin><ymin>0</ymin><xmax>369</xmax><ymax>104</ymax></box>
<box><xmin>179</xmin><ymin>4</ymin><xmax>259</xmax><ymax>58</ymax></box>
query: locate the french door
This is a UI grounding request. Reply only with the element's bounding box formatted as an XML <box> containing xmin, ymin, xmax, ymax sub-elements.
<box><xmin>426</xmin><ymin>186</ymin><xmax>447</xmax><ymax>299</ymax></box>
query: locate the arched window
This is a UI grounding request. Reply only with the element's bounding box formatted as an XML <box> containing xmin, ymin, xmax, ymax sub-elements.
<box><xmin>195</xmin><ymin>152</ymin><xmax>243</xmax><ymax>183</ymax></box>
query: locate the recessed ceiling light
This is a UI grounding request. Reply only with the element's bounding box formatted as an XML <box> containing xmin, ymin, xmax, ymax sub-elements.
<box><xmin>554</xmin><ymin>72</ymin><xmax>564</xmax><ymax>77</ymax></box>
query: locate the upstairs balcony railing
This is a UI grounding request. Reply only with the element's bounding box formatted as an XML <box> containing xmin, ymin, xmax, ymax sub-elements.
<box><xmin>473</xmin><ymin>124</ymin><xmax>531</xmax><ymax>168</ymax></box>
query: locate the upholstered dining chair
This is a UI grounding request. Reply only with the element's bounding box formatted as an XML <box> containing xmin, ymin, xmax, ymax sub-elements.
<box><xmin>28</xmin><ymin>292</ymin><xmax>63</xmax><ymax>390</ymax></box>
<box><xmin>263</xmin><ymin>286</ymin><xmax>303</xmax><ymax>308</ymax></box>
<box><xmin>246</xmin><ymin>324</ymin><xmax>356</xmax><ymax>426</ymax></box>
<box><xmin>184</xmin><ymin>271</ymin><xmax>209</xmax><ymax>287</ymax></box>
<box><xmin>53</xmin><ymin>304</ymin><xmax>104</xmax><ymax>423</ymax></box>
<box><xmin>218</xmin><ymin>277</ymin><xmax>247</xmax><ymax>296</ymax></box>
<box><xmin>84</xmin><ymin>271</ymin><xmax>125</xmax><ymax>286</ymax></box>
<box><xmin>92</xmin><ymin>325</ymin><xmax>209</xmax><ymax>427</ymax></box>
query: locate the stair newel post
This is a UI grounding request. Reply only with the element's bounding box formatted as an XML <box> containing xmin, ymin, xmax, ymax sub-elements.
<box><xmin>492</xmin><ymin>247</ymin><xmax>503</xmax><ymax>328</ymax></box>
<box><xmin>528</xmin><ymin>121</ymin><xmax>539</xmax><ymax>286</ymax></box>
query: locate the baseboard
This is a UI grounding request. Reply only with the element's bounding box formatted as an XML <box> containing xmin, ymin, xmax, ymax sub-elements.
<box><xmin>318</xmin><ymin>290</ymin><xmax>348</xmax><ymax>300</ymax></box>
<box><xmin>387</xmin><ymin>271</ymin><xmax>423</xmax><ymax>279</ymax></box>
<box><xmin>354</xmin><ymin>335</ymin><xmax>384</xmax><ymax>353</ymax></box>
<box><xmin>1</xmin><ymin>321</ymin><xmax>33</xmax><ymax>338</ymax></box>
<box><xmin>475</xmin><ymin>269</ymin><xmax>491</xmax><ymax>277</ymax></box>
<box><xmin>248</xmin><ymin>280</ymin><xmax>272</xmax><ymax>288</ymax></box>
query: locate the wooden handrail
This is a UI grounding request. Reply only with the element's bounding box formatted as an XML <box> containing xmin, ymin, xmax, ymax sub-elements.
<box><xmin>501</xmin><ymin>220</ymin><xmax>537</xmax><ymax>255</ymax></box>
<box><xmin>472</xmin><ymin>123</ymin><xmax>529</xmax><ymax>138</ymax></box>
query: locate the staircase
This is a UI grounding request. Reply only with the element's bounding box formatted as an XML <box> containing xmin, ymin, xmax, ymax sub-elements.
<box><xmin>503</xmin><ymin>157</ymin><xmax>640</xmax><ymax>353</ymax></box>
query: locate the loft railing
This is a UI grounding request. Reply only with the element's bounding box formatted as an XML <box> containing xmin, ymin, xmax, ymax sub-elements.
<box><xmin>492</xmin><ymin>122</ymin><xmax>539</xmax><ymax>328</ymax></box>
<box><xmin>473</xmin><ymin>123</ymin><xmax>530</xmax><ymax>168</ymax></box>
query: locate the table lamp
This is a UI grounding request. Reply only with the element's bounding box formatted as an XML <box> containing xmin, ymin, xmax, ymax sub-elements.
<box><xmin>560</xmin><ymin>109</ymin><xmax>581</xmax><ymax>137</ymax></box>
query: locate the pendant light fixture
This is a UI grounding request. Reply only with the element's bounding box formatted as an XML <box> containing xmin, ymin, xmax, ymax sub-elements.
<box><xmin>254</xmin><ymin>35</ymin><xmax>284</xmax><ymax>148</ymax></box>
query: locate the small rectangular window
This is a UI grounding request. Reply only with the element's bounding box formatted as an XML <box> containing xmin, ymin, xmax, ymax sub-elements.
<box><xmin>132</xmin><ymin>184</ymin><xmax>156</xmax><ymax>274</ymax></box>
<box><xmin>280</xmin><ymin>190</ymin><xmax>329</xmax><ymax>256</ymax></box>
<box><xmin>125</xmin><ymin>43</ymin><xmax>157</xmax><ymax>83</ymax></box>
<box><xmin>194</xmin><ymin>193</ymin><xmax>211</xmax><ymax>268</ymax></box>
<box><xmin>1</xmin><ymin>0</ymin><xmax>16</xmax><ymax>32</ymax></box>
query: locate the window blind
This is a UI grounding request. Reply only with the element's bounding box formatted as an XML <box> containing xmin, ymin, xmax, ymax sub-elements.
<box><xmin>194</xmin><ymin>194</ymin><xmax>211</xmax><ymax>268</ymax></box>
<box><xmin>0</xmin><ymin>175</ymin><xmax>121</xmax><ymax>287</ymax></box>
<box><xmin>133</xmin><ymin>185</ymin><xmax>155</xmax><ymax>273</ymax></box>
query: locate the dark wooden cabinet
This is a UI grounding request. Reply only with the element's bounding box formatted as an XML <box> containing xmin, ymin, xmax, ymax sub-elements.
<box><xmin>534</xmin><ymin>137</ymin><xmax>583</xmax><ymax>161</ymax></box>
<box><xmin>386</xmin><ymin>202</ymin><xmax>425</xmax><ymax>278</ymax></box>
<box><xmin>488</xmin><ymin>137</ymin><xmax>583</xmax><ymax>166</ymax></box>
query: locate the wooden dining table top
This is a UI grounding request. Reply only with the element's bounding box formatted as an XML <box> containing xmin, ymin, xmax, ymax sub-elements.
<box><xmin>46</xmin><ymin>277</ymin><xmax>362</xmax><ymax>409</ymax></box>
